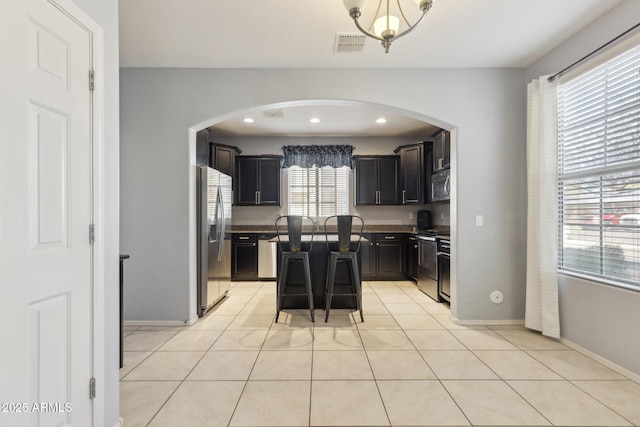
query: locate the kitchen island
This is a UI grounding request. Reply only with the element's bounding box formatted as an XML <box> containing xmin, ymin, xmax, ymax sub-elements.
<box><xmin>269</xmin><ymin>235</ymin><xmax>366</xmax><ymax>310</ymax></box>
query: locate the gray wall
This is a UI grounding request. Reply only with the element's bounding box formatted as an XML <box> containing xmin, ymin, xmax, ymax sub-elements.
<box><xmin>525</xmin><ymin>0</ymin><xmax>640</xmax><ymax>376</ymax></box>
<box><xmin>69</xmin><ymin>0</ymin><xmax>120</xmax><ymax>425</ymax></box>
<box><xmin>119</xmin><ymin>67</ymin><xmax>527</xmax><ymax>325</ymax></box>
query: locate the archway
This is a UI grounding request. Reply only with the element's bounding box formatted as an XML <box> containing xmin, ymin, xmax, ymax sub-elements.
<box><xmin>186</xmin><ymin>99</ymin><xmax>457</xmax><ymax>321</ymax></box>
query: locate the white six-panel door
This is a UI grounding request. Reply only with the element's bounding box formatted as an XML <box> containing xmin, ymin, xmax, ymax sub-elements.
<box><xmin>0</xmin><ymin>0</ymin><xmax>95</xmax><ymax>426</ymax></box>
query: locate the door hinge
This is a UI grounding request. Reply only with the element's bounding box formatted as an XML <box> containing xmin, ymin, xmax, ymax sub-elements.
<box><xmin>89</xmin><ymin>70</ymin><xmax>95</xmax><ymax>91</ymax></box>
<box><xmin>89</xmin><ymin>378</ymin><xmax>96</xmax><ymax>399</ymax></box>
<box><xmin>89</xmin><ymin>224</ymin><xmax>95</xmax><ymax>244</ymax></box>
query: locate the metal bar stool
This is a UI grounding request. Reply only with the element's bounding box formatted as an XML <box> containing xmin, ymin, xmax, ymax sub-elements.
<box><xmin>324</xmin><ymin>215</ymin><xmax>364</xmax><ymax>322</ymax></box>
<box><xmin>275</xmin><ymin>215</ymin><xmax>316</xmax><ymax>322</ymax></box>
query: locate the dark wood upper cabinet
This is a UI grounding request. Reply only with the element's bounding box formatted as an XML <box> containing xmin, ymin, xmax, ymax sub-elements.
<box><xmin>396</xmin><ymin>143</ymin><xmax>425</xmax><ymax>204</ymax></box>
<box><xmin>235</xmin><ymin>155</ymin><xmax>282</xmax><ymax>206</ymax></box>
<box><xmin>354</xmin><ymin>155</ymin><xmax>399</xmax><ymax>205</ymax></box>
<box><xmin>196</xmin><ymin>129</ymin><xmax>210</xmax><ymax>166</ymax></box>
<box><xmin>195</xmin><ymin>128</ymin><xmax>241</xmax><ymax>180</ymax></box>
<box><xmin>210</xmin><ymin>143</ymin><xmax>241</xmax><ymax>178</ymax></box>
<box><xmin>433</xmin><ymin>130</ymin><xmax>450</xmax><ymax>172</ymax></box>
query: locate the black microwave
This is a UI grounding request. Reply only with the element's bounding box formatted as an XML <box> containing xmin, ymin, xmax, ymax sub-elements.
<box><xmin>431</xmin><ymin>169</ymin><xmax>450</xmax><ymax>202</ymax></box>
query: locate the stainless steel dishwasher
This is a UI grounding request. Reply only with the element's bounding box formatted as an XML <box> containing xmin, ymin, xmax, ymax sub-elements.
<box><xmin>258</xmin><ymin>233</ymin><xmax>277</xmax><ymax>280</ymax></box>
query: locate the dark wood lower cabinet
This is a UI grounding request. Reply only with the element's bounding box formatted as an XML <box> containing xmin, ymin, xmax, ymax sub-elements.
<box><xmin>231</xmin><ymin>234</ymin><xmax>258</xmax><ymax>280</ymax></box>
<box><xmin>406</xmin><ymin>235</ymin><xmax>418</xmax><ymax>281</ymax></box>
<box><xmin>359</xmin><ymin>233</ymin><xmax>375</xmax><ymax>278</ymax></box>
<box><xmin>361</xmin><ymin>234</ymin><xmax>405</xmax><ymax>280</ymax></box>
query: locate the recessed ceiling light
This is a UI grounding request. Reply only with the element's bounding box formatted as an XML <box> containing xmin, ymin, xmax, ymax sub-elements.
<box><xmin>310</xmin><ymin>117</ymin><xmax>320</xmax><ymax>124</ymax></box>
<box><xmin>243</xmin><ymin>118</ymin><xmax>254</xmax><ymax>123</ymax></box>
<box><xmin>376</xmin><ymin>117</ymin><xmax>387</xmax><ymax>124</ymax></box>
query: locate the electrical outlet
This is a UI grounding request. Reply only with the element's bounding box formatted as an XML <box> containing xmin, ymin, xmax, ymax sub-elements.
<box><xmin>409</xmin><ymin>212</ymin><xmax>414</xmax><ymax>219</ymax></box>
<box><xmin>475</xmin><ymin>215</ymin><xmax>483</xmax><ymax>227</ymax></box>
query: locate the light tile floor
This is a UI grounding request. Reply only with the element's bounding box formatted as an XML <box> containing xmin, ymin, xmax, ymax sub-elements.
<box><xmin>120</xmin><ymin>280</ymin><xmax>640</xmax><ymax>427</ymax></box>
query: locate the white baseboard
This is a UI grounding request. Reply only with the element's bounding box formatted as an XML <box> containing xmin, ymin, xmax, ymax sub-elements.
<box><xmin>449</xmin><ymin>315</ymin><xmax>525</xmax><ymax>326</ymax></box>
<box><xmin>123</xmin><ymin>319</ymin><xmax>192</xmax><ymax>327</ymax></box>
<box><xmin>560</xmin><ymin>337</ymin><xmax>640</xmax><ymax>383</ymax></box>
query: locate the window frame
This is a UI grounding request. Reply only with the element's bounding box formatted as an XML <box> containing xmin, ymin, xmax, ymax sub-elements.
<box><xmin>287</xmin><ymin>165</ymin><xmax>350</xmax><ymax>218</ymax></box>
<box><xmin>556</xmin><ymin>39</ymin><xmax>640</xmax><ymax>292</ymax></box>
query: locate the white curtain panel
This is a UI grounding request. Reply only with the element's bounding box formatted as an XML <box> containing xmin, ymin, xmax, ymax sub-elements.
<box><xmin>525</xmin><ymin>76</ymin><xmax>560</xmax><ymax>338</ymax></box>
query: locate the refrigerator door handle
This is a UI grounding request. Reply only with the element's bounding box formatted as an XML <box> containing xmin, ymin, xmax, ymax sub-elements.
<box><xmin>208</xmin><ymin>227</ymin><xmax>217</xmax><ymax>244</ymax></box>
<box><xmin>217</xmin><ymin>186</ymin><xmax>225</xmax><ymax>261</ymax></box>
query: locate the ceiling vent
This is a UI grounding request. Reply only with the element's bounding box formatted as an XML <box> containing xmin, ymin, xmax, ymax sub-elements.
<box><xmin>263</xmin><ymin>109</ymin><xmax>284</xmax><ymax>119</ymax></box>
<box><xmin>334</xmin><ymin>33</ymin><xmax>367</xmax><ymax>53</ymax></box>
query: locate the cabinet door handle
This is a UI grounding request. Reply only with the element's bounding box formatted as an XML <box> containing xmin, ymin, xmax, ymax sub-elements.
<box><xmin>402</xmin><ymin>189</ymin><xmax>406</xmax><ymax>204</ymax></box>
<box><xmin>239</xmin><ymin>236</ymin><xmax>250</xmax><ymax>240</ymax></box>
<box><xmin>257</xmin><ymin>190</ymin><xmax>261</xmax><ymax>204</ymax></box>
<box><xmin>255</xmin><ymin>191</ymin><xmax>258</xmax><ymax>205</ymax></box>
<box><xmin>383</xmin><ymin>236</ymin><xmax>395</xmax><ymax>240</ymax></box>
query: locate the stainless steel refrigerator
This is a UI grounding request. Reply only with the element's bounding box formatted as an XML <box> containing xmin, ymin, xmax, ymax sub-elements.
<box><xmin>197</xmin><ymin>165</ymin><xmax>232</xmax><ymax>316</ymax></box>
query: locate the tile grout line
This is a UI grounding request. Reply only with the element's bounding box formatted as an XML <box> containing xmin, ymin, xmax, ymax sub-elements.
<box><xmin>133</xmin><ymin>282</ymin><xmax>261</xmax><ymax>427</ymax></box>
<box><xmin>404</xmin><ymin>295</ymin><xmax>475</xmax><ymax>427</ymax></box>
<box><xmin>354</xmin><ymin>309</ymin><xmax>397</xmax><ymax>427</ymax></box>
<box><xmin>121</xmin><ymin>280</ymin><xmax>640</xmax><ymax>427</ymax></box>
<box><xmin>224</xmin><ymin>282</ymin><xmax>271</xmax><ymax>427</ymax></box>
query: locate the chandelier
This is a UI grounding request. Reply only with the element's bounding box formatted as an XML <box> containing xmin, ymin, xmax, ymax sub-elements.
<box><xmin>343</xmin><ymin>0</ymin><xmax>434</xmax><ymax>53</ymax></box>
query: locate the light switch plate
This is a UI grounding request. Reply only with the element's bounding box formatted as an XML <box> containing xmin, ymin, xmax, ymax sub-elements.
<box><xmin>475</xmin><ymin>215</ymin><xmax>483</xmax><ymax>227</ymax></box>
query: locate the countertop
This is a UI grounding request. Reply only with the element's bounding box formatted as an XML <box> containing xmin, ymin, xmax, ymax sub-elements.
<box><xmin>231</xmin><ymin>225</ymin><xmax>450</xmax><ymax>239</ymax></box>
<box><xmin>268</xmin><ymin>234</ymin><xmax>369</xmax><ymax>243</ymax></box>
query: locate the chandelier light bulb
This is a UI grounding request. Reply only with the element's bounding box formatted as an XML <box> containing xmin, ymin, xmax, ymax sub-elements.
<box><xmin>415</xmin><ymin>0</ymin><xmax>433</xmax><ymax>9</ymax></box>
<box><xmin>343</xmin><ymin>0</ymin><xmax>367</xmax><ymax>12</ymax></box>
<box><xmin>344</xmin><ymin>0</ymin><xmax>434</xmax><ymax>53</ymax></box>
<box><xmin>374</xmin><ymin>15</ymin><xmax>399</xmax><ymax>39</ymax></box>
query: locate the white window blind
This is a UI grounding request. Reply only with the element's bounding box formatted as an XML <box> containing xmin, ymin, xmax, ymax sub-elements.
<box><xmin>288</xmin><ymin>166</ymin><xmax>349</xmax><ymax>217</ymax></box>
<box><xmin>557</xmin><ymin>41</ymin><xmax>640</xmax><ymax>290</ymax></box>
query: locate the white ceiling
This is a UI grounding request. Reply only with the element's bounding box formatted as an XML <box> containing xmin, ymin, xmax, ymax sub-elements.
<box><xmin>209</xmin><ymin>102</ymin><xmax>441</xmax><ymax>137</ymax></box>
<box><xmin>119</xmin><ymin>0</ymin><xmax>623</xmax><ymax>136</ymax></box>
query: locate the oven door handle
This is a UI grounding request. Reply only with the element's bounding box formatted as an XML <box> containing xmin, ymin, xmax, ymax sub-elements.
<box><xmin>437</xmin><ymin>252</ymin><xmax>450</xmax><ymax>258</ymax></box>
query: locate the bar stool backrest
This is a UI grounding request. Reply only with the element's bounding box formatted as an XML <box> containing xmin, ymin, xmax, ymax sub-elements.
<box><xmin>324</xmin><ymin>215</ymin><xmax>364</xmax><ymax>253</ymax></box>
<box><xmin>275</xmin><ymin>215</ymin><xmax>316</xmax><ymax>253</ymax></box>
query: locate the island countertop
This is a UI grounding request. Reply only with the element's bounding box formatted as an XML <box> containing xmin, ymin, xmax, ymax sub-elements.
<box><xmin>268</xmin><ymin>235</ymin><xmax>368</xmax><ymax>243</ymax></box>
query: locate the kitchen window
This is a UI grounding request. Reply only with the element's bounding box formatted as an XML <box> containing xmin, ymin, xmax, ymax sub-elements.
<box><xmin>557</xmin><ymin>40</ymin><xmax>640</xmax><ymax>290</ymax></box>
<box><xmin>288</xmin><ymin>166</ymin><xmax>349</xmax><ymax>217</ymax></box>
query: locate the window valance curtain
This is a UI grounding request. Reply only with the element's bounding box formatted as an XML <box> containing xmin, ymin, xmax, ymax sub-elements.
<box><xmin>281</xmin><ymin>145</ymin><xmax>354</xmax><ymax>169</ymax></box>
